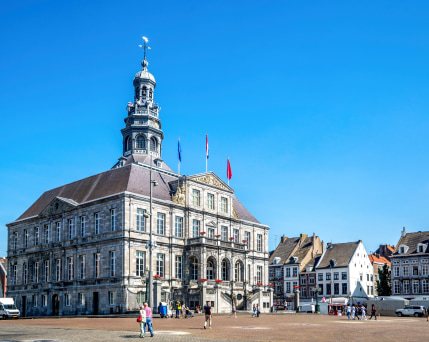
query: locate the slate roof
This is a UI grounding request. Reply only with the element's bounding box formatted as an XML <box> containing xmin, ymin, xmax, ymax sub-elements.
<box><xmin>300</xmin><ymin>255</ymin><xmax>322</xmax><ymax>273</ymax></box>
<box><xmin>269</xmin><ymin>237</ymin><xmax>301</xmax><ymax>264</ymax></box>
<box><xmin>284</xmin><ymin>237</ymin><xmax>313</xmax><ymax>265</ymax></box>
<box><xmin>368</xmin><ymin>254</ymin><xmax>391</xmax><ymax>266</ymax></box>
<box><xmin>317</xmin><ymin>241</ymin><xmax>359</xmax><ymax>269</ymax></box>
<box><xmin>13</xmin><ymin>163</ymin><xmax>260</xmax><ymax>224</ymax></box>
<box><xmin>114</xmin><ymin>153</ymin><xmax>174</xmax><ymax>172</ymax></box>
<box><xmin>393</xmin><ymin>230</ymin><xmax>429</xmax><ymax>256</ymax></box>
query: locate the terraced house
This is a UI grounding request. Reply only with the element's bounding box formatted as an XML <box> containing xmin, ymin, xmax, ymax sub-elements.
<box><xmin>6</xmin><ymin>53</ymin><xmax>271</xmax><ymax>316</ymax></box>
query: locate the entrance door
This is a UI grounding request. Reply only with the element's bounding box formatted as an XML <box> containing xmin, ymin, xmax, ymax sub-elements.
<box><xmin>93</xmin><ymin>292</ymin><xmax>99</xmax><ymax>315</ymax></box>
<box><xmin>22</xmin><ymin>296</ymin><xmax>26</xmax><ymax>317</ymax></box>
<box><xmin>52</xmin><ymin>294</ymin><xmax>59</xmax><ymax>316</ymax></box>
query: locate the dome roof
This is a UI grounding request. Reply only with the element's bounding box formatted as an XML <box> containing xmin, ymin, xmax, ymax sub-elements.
<box><xmin>134</xmin><ymin>59</ymin><xmax>156</xmax><ymax>83</ymax></box>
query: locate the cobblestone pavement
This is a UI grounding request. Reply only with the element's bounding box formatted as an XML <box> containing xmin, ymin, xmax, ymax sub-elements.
<box><xmin>1</xmin><ymin>313</ymin><xmax>428</xmax><ymax>342</ymax></box>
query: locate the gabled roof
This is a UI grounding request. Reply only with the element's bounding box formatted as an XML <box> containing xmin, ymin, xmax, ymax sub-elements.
<box><xmin>368</xmin><ymin>254</ymin><xmax>391</xmax><ymax>266</ymax></box>
<box><xmin>300</xmin><ymin>255</ymin><xmax>322</xmax><ymax>273</ymax></box>
<box><xmin>284</xmin><ymin>237</ymin><xmax>313</xmax><ymax>265</ymax></box>
<box><xmin>269</xmin><ymin>237</ymin><xmax>301</xmax><ymax>265</ymax></box>
<box><xmin>387</xmin><ymin>245</ymin><xmax>394</xmax><ymax>252</ymax></box>
<box><xmin>393</xmin><ymin>230</ymin><xmax>429</xmax><ymax>256</ymax></box>
<box><xmin>12</xmin><ymin>163</ymin><xmax>260</xmax><ymax>224</ymax></box>
<box><xmin>317</xmin><ymin>241</ymin><xmax>360</xmax><ymax>269</ymax></box>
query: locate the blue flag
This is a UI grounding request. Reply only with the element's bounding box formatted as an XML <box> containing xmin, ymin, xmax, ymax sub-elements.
<box><xmin>178</xmin><ymin>138</ymin><xmax>182</xmax><ymax>162</ymax></box>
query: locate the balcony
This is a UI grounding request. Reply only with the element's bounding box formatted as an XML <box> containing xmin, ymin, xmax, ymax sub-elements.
<box><xmin>187</xmin><ymin>237</ymin><xmax>247</xmax><ymax>251</ymax></box>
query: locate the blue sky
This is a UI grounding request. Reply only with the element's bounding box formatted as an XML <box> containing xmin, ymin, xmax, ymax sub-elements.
<box><xmin>1</xmin><ymin>0</ymin><xmax>429</xmax><ymax>257</ymax></box>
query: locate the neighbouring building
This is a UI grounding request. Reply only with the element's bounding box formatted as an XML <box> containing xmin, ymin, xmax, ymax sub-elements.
<box><xmin>368</xmin><ymin>253</ymin><xmax>391</xmax><ymax>296</ymax></box>
<box><xmin>391</xmin><ymin>227</ymin><xmax>429</xmax><ymax>296</ymax></box>
<box><xmin>315</xmin><ymin>240</ymin><xmax>374</xmax><ymax>304</ymax></box>
<box><xmin>0</xmin><ymin>257</ymin><xmax>6</xmax><ymax>297</ymax></box>
<box><xmin>374</xmin><ymin>244</ymin><xmax>395</xmax><ymax>261</ymax></box>
<box><xmin>6</xmin><ymin>51</ymin><xmax>271</xmax><ymax>316</ymax></box>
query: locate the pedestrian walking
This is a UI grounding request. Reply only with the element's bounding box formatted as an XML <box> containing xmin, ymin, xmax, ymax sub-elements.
<box><xmin>256</xmin><ymin>304</ymin><xmax>260</xmax><ymax>317</ymax></box>
<box><xmin>347</xmin><ymin>305</ymin><xmax>351</xmax><ymax>320</ymax></box>
<box><xmin>138</xmin><ymin>305</ymin><xmax>147</xmax><ymax>338</ymax></box>
<box><xmin>175</xmin><ymin>301</ymin><xmax>180</xmax><ymax>318</ymax></box>
<box><xmin>203</xmin><ymin>301</ymin><xmax>212</xmax><ymax>329</ymax></box>
<box><xmin>351</xmin><ymin>305</ymin><xmax>356</xmax><ymax>320</ymax></box>
<box><xmin>230</xmin><ymin>304</ymin><xmax>237</xmax><ymax>318</ymax></box>
<box><xmin>361</xmin><ymin>304</ymin><xmax>367</xmax><ymax>320</ymax></box>
<box><xmin>252</xmin><ymin>304</ymin><xmax>257</xmax><ymax>317</ymax></box>
<box><xmin>143</xmin><ymin>302</ymin><xmax>154</xmax><ymax>337</ymax></box>
<box><xmin>369</xmin><ymin>304</ymin><xmax>377</xmax><ymax>320</ymax></box>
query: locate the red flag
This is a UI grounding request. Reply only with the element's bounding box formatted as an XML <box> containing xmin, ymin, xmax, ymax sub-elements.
<box><xmin>227</xmin><ymin>157</ymin><xmax>232</xmax><ymax>180</ymax></box>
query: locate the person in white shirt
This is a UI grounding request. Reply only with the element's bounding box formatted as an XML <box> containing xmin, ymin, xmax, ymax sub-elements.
<box><xmin>361</xmin><ymin>304</ymin><xmax>367</xmax><ymax>320</ymax></box>
<box><xmin>138</xmin><ymin>305</ymin><xmax>146</xmax><ymax>338</ymax></box>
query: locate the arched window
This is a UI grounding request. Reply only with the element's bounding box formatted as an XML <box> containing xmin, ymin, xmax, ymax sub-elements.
<box><xmin>135</xmin><ymin>135</ymin><xmax>146</xmax><ymax>149</ymax></box>
<box><xmin>125</xmin><ymin>136</ymin><xmax>131</xmax><ymax>152</ymax></box>
<box><xmin>234</xmin><ymin>261</ymin><xmax>243</xmax><ymax>282</ymax></box>
<box><xmin>142</xmin><ymin>86</ymin><xmax>147</xmax><ymax>99</ymax></box>
<box><xmin>191</xmin><ymin>257</ymin><xmax>198</xmax><ymax>281</ymax></box>
<box><xmin>135</xmin><ymin>87</ymin><xmax>140</xmax><ymax>99</ymax></box>
<box><xmin>207</xmin><ymin>259</ymin><xmax>215</xmax><ymax>280</ymax></box>
<box><xmin>149</xmin><ymin>88</ymin><xmax>153</xmax><ymax>99</ymax></box>
<box><xmin>150</xmin><ymin>137</ymin><xmax>157</xmax><ymax>152</ymax></box>
<box><xmin>222</xmin><ymin>259</ymin><xmax>229</xmax><ymax>281</ymax></box>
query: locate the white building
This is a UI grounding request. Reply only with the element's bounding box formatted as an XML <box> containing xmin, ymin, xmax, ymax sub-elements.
<box><xmin>315</xmin><ymin>240</ymin><xmax>374</xmax><ymax>304</ymax></box>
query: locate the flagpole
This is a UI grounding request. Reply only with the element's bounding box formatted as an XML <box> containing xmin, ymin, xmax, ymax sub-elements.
<box><xmin>205</xmin><ymin>133</ymin><xmax>208</xmax><ymax>173</ymax></box>
<box><xmin>227</xmin><ymin>156</ymin><xmax>229</xmax><ymax>186</ymax></box>
<box><xmin>178</xmin><ymin>137</ymin><xmax>180</xmax><ymax>176</ymax></box>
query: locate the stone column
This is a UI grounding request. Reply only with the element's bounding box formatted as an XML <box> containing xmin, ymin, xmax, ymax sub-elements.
<box><xmin>153</xmin><ymin>280</ymin><xmax>162</xmax><ymax>313</ymax></box>
<box><xmin>215</xmin><ymin>284</ymin><xmax>220</xmax><ymax>314</ymax></box>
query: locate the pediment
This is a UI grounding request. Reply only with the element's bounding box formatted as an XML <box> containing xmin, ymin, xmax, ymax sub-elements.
<box><xmin>39</xmin><ymin>197</ymin><xmax>80</xmax><ymax>218</ymax></box>
<box><xmin>189</xmin><ymin>172</ymin><xmax>233</xmax><ymax>192</ymax></box>
<box><xmin>206</xmin><ymin>220</ymin><xmax>217</xmax><ymax>228</ymax></box>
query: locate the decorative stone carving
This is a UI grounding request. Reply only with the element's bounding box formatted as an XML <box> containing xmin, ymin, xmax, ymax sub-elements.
<box><xmin>39</xmin><ymin>197</ymin><xmax>78</xmax><ymax>218</ymax></box>
<box><xmin>193</xmin><ymin>175</ymin><xmax>228</xmax><ymax>190</ymax></box>
<box><xmin>172</xmin><ymin>185</ymin><xmax>186</xmax><ymax>205</ymax></box>
<box><xmin>149</xmin><ymin>120</ymin><xmax>159</xmax><ymax>129</ymax></box>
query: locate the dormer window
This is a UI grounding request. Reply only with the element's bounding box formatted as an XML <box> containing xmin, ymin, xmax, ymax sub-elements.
<box><xmin>273</xmin><ymin>257</ymin><xmax>281</xmax><ymax>265</ymax></box>
<box><xmin>417</xmin><ymin>243</ymin><xmax>427</xmax><ymax>253</ymax></box>
<box><xmin>399</xmin><ymin>245</ymin><xmax>409</xmax><ymax>254</ymax></box>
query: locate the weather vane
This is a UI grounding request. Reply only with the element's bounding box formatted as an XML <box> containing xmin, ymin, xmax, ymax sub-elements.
<box><xmin>139</xmin><ymin>36</ymin><xmax>151</xmax><ymax>60</ymax></box>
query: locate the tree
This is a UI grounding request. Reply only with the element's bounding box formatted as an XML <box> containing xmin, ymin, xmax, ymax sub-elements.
<box><xmin>376</xmin><ymin>264</ymin><xmax>392</xmax><ymax>296</ymax></box>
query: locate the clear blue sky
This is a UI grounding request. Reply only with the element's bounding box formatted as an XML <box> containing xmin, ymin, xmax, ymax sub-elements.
<box><xmin>1</xmin><ymin>0</ymin><xmax>429</xmax><ymax>257</ymax></box>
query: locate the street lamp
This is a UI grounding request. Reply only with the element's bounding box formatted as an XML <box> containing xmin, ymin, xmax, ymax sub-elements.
<box><xmin>312</xmin><ymin>286</ymin><xmax>320</xmax><ymax>313</ymax></box>
<box><xmin>143</xmin><ymin>156</ymin><xmax>158</xmax><ymax>310</ymax></box>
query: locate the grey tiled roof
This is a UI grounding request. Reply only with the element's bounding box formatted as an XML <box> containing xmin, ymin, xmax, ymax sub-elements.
<box><xmin>317</xmin><ymin>241</ymin><xmax>359</xmax><ymax>269</ymax></box>
<box><xmin>393</xmin><ymin>230</ymin><xmax>429</xmax><ymax>256</ymax></box>
<box><xmin>14</xmin><ymin>164</ymin><xmax>260</xmax><ymax>224</ymax></box>
<box><xmin>269</xmin><ymin>237</ymin><xmax>301</xmax><ymax>264</ymax></box>
<box><xmin>113</xmin><ymin>154</ymin><xmax>174</xmax><ymax>172</ymax></box>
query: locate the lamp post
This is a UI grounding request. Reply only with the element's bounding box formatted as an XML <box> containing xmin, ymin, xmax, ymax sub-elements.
<box><xmin>143</xmin><ymin>156</ymin><xmax>158</xmax><ymax>310</ymax></box>
<box><xmin>312</xmin><ymin>286</ymin><xmax>320</xmax><ymax>313</ymax></box>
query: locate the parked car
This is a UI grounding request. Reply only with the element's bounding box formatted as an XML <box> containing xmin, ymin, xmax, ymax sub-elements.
<box><xmin>396</xmin><ymin>306</ymin><xmax>426</xmax><ymax>317</ymax></box>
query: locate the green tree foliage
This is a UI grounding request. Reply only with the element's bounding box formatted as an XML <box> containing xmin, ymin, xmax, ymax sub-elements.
<box><xmin>376</xmin><ymin>263</ymin><xmax>392</xmax><ymax>296</ymax></box>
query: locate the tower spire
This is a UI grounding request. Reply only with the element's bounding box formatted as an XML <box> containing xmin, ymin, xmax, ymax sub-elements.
<box><xmin>139</xmin><ymin>36</ymin><xmax>151</xmax><ymax>65</ymax></box>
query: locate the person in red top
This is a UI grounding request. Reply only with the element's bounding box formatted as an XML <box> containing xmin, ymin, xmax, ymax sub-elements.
<box><xmin>143</xmin><ymin>302</ymin><xmax>154</xmax><ymax>337</ymax></box>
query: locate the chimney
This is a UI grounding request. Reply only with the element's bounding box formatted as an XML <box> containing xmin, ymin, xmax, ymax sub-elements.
<box><xmin>281</xmin><ymin>235</ymin><xmax>287</xmax><ymax>243</ymax></box>
<box><xmin>401</xmin><ymin>227</ymin><xmax>406</xmax><ymax>238</ymax></box>
<box><xmin>327</xmin><ymin>242</ymin><xmax>332</xmax><ymax>249</ymax></box>
<box><xmin>313</xmin><ymin>232</ymin><xmax>315</xmax><ymax>239</ymax></box>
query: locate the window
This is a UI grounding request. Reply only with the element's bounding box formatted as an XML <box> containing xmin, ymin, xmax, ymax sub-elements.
<box><xmin>42</xmin><ymin>295</ymin><xmax>47</xmax><ymax>307</ymax></box>
<box><xmin>221</xmin><ymin>260</ymin><xmax>229</xmax><ymax>280</ymax></box>
<box><xmin>12</xmin><ymin>232</ymin><xmax>18</xmax><ymax>249</ymax></box>
<box><xmin>257</xmin><ymin>265</ymin><xmax>262</xmax><ymax>283</ymax></box>
<box><xmin>367</xmin><ymin>274</ymin><xmax>369</xmax><ymax>281</ymax></box>
<box><xmin>80</xmin><ymin>216</ymin><xmax>86</xmax><ymax>237</ymax></box>
<box><xmin>78</xmin><ymin>293</ymin><xmax>85</xmax><ymax>306</ymax></box>
<box><xmin>257</xmin><ymin>234</ymin><xmax>263</xmax><ymax>252</ymax></box>
<box><xmin>359</xmin><ymin>273</ymin><xmax>363</xmax><ymax>281</ymax></box>
<box><xmin>68</xmin><ymin>219</ymin><xmax>74</xmax><ymax>239</ymax></box>
<box><xmin>422</xmin><ymin>265</ymin><xmax>429</xmax><ymax>276</ymax></box>
<box><xmin>423</xmin><ymin>279</ymin><xmax>429</xmax><ymax>293</ymax></box>
<box><xmin>125</xmin><ymin>136</ymin><xmax>131</xmax><ymax>151</ymax></box>
<box><xmin>24</xmin><ymin>229</ymin><xmax>28</xmax><ymax>248</ymax></box>
<box><xmin>34</xmin><ymin>262</ymin><xmax>39</xmax><ymax>283</ymax></box>
<box><xmin>326</xmin><ymin>284</ymin><xmax>331</xmax><ymax>295</ymax></box>
<box><xmin>44</xmin><ymin>224</ymin><xmax>50</xmax><ymax>244</ymax></box>
<box><xmin>207</xmin><ymin>260</ymin><xmax>215</xmax><ymax>280</ymax></box>
<box><xmin>342</xmin><ymin>283</ymin><xmax>348</xmax><ymax>295</ymax></box>
<box><xmin>111</xmin><ymin>208</ymin><xmax>117</xmax><ymax>231</ymax></box>
<box><xmin>156</xmin><ymin>253</ymin><xmax>164</xmax><ymax>277</ymax></box>
<box><xmin>94</xmin><ymin>253</ymin><xmax>100</xmax><ymax>278</ymax></box>
<box><xmin>65</xmin><ymin>294</ymin><xmax>71</xmax><ymax>306</ymax></box>
<box><xmin>23</xmin><ymin>263</ymin><xmax>28</xmax><ymax>285</ymax></box>
<box><xmin>286</xmin><ymin>282</ymin><xmax>291</xmax><ymax>293</ymax></box>
<box><xmin>221</xmin><ymin>226</ymin><xmax>228</xmax><ymax>241</ymax></box>
<box><xmin>334</xmin><ymin>272</ymin><xmax>339</xmax><ymax>280</ymax></box>
<box><xmin>221</xmin><ymin>197</ymin><xmax>228</xmax><ymax>213</ymax></box>
<box><xmin>318</xmin><ymin>284</ymin><xmax>323</xmax><ymax>295</ymax></box>
<box><xmin>403</xmin><ymin>266</ymin><xmax>409</xmax><ymax>276</ymax></box>
<box><xmin>292</xmin><ymin>267</ymin><xmax>298</xmax><ymax>277</ymax></box>
<box><xmin>403</xmin><ymin>280</ymin><xmax>410</xmax><ymax>294</ymax></box>
<box><xmin>318</xmin><ymin>273</ymin><xmax>323</xmax><ymax>281</ymax></box>
<box><xmin>309</xmin><ymin>277</ymin><xmax>315</xmax><ymax>285</ymax></box>
<box><xmin>136</xmin><ymin>251</ymin><xmax>145</xmax><ymax>276</ymax></box>
<box><xmin>67</xmin><ymin>257</ymin><xmax>73</xmax><ymax>280</ymax></box>
<box><xmin>109</xmin><ymin>292</ymin><xmax>116</xmax><ymax>305</ymax></box>
<box><xmin>413</xmin><ymin>265</ymin><xmax>419</xmax><ymax>276</ymax></box>
<box><xmin>192</xmin><ymin>189</ymin><xmax>200</xmax><ymax>206</ymax></box>
<box><xmin>208</xmin><ymin>228</ymin><xmax>215</xmax><ymax>238</ymax></box>
<box><xmin>44</xmin><ymin>260</ymin><xmax>49</xmax><ymax>282</ymax></box>
<box><xmin>12</xmin><ymin>265</ymin><xmax>17</xmax><ymax>285</ymax></box>
<box><xmin>301</xmin><ymin>287</ymin><xmax>307</xmax><ymax>297</ymax></box>
<box><xmin>33</xmin><ymin>295</ymin><xmax>38</xmax><ymax>307</ymax></box>
<box><xmin>233</xmin><ymin>229</ymin><xmax>239</xmax><ymax>242</ymax></box>
<box><xmin>207</xmin><ymin>194</ymin><xmax>214</xmax><ymax>210</ymax></box>
<box><xmin>300</xmin><ymin>278</ymin><xmax>306</xmax><ymax>285</ymax></box>
<box><xmin>150</xmin><ymin>137</ymin><xmax>157</xmax><ymax>152</ymax></box>
<box><xmin>79</xmin><ymin>255</ymin><xmax>86</xmax><ymax>279</ymax></box>
<box><xmin>137</xmin><ymin>292</ymin><xmax>145</xmax><ymax>305</ymax></box>
<box><xmin>136</xmin><ymin>135</ymin><xmax>146</xmax><ymax>149</ymax></box>
<box><xmin>35</xmin><ymin>227</ymin><xmax>40</xmax><ymax>245</ymax></box>
<box><xmin>56</xmin><ymin>259</ymin><xmax>61</xmax><ymax>282</ymax></box>
<box><xmin>334</xmin><ymin>283</ymin><xmax>339</xmax><ymax>295</ymax></box>
<box><xmin>326</xmin><ymin>273</ymin><xmax>331</xmax><ymax>281</ymax></box>
<box><xmin>157</xmin><ymin>213</ymin><xmax>165</xmax><ymax>235</ymax></box>
<box><xmin>56</xmin><ymin>222</ymin><xmax>61</xmax><ymax>242</ymax></box>
<box><xmin>190</xmin><ymin>257</ymin><xmax>198</xmax><ymax>280</ymax></box>
<box><xmin>276</xmin><ymin>268</ymin><xmax>281</xmax><ymax>278</ymax></box>
<box><xmin>137</xmin><ymin>209</ymin><xmax>145</xmax><ymax>232</ymax></box>
<box><xmin>286</xmin><ymin>268</ymin><xmax>291</xmax><ymax>277</ymax></box>
<box><xmin>340</xmin><ymin>272</ymin><xmax>347</xmax><ymax>280</ymax></box>
<box><xmin>394</xmin><ymin>281</ymin><xmax>400</xmax><ymax>294</ymax></box>
<box><xmin>95</xmin><ymin>213</ymin><xmax>101</xmax><ymax>234</ymax></box>
<box><xmin>175</xmin><ymin>255</ymin><xmax>182</xmax><ymax>278</ymax></box>
<box><xmin>175</xmin><ymin>217</ymin><xmax>183</xmax><ymax>238</ymax></box>
<box><xmin>244</xmin><ymin>231</ymin><xmax>250</xmax><ymax>245</ymax></box>
<box><xmin>413</xmin><ymin>280</ymin><xmax>419</xmax><ymax>294</ymax></box>
<box><xmin>393</xmin><ymin>266</ymin><xmax>400</xmax><ymax>277</ymax></box>
<box><xmin>235</xmin><ymin>261</ymin><xmax>242</xmax><ymax>282</ymax></box>
<box><xmin>192</xmin><ymin>220</ymin><xmax>200</xmax><ymax>238</ymax></box>
<box><xmin>110</xmin><ymin>251</ymin><xmax>116</xmax><ymax>277</ymax></box>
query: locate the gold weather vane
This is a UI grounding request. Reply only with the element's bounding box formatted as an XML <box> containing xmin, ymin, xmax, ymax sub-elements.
<box><xmin>139</xmin><ymin>36</ymin><xmax>151</xmax><ymax>60</ymax></box>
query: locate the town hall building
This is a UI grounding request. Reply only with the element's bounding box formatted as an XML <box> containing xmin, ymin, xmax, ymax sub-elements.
<box><xmin>6</xmin><ymin>51</ymin><xmax>272</xmax><ymax>316</ymax></box>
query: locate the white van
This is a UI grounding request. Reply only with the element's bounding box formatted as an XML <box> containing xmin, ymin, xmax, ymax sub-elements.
<box><xmin>299</xmin><ymin>304</ymin><xmax>315</xmax><ymax>313</ymax></box>
<box><xmin>0</xmin><ymin>298</ymin><xmax>20</xmax><ymax>319</ymax></box>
